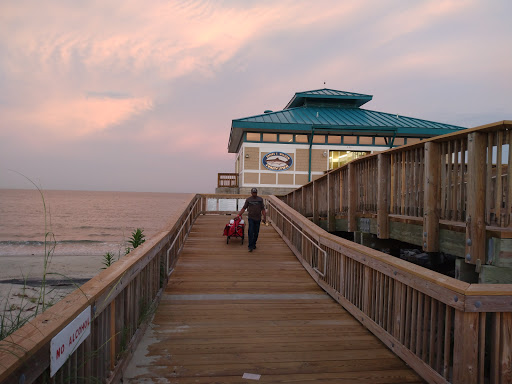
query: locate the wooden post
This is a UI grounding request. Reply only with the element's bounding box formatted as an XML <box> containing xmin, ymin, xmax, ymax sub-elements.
<box><xmin>328</xmin><ymin>173</ymin><xmax>336</xmax><ymax>232</ymax></box>
<box><xmin>313</xmin><ymin>180</ymin><xmax>319</xmax><ymax>225</ymax></box>
<box><xmin>326</xmin><ymin>173</ymin><xmax>331</xmax><ymax>231</ymax></box>
<box><xmin>496</xmin><ymin>131</ymin><xmax>503</xmax><ymax>226</ymax></box>
<box><xmin>348</xmin><ymin>163</ymin><xmax>357</xmax><ymax>232</ymax></box>
<box><xmin>377</xmin><ymin>153</ymin><xmax>390</xmax><ymax>239</ymax></box>
<box><xmin>466</xmin><ymin>132</ymin><xmax>487</xmax><ymax>265</ymax></box>
<box><xmin>508</xmin><ymin>130</ymin><xmax>512</xmax><ymax>227</ymax></box>
<box><xmin>301</xmin><ymin>186</ymin><xmax>305</xmax><ymax>215</ymax></box>
<box><xmin>423</xmin><ymin>142</ymin><xmax>441</xmax><ymax>252</ymax></box>
<box><xmin>340</xmin><ymin>169</ymin><xmax>344</xmax><ymax>217</ymax></box>
<box><xmin>453</xmin><ymin>311</ymin><xmax>479</xmax><ymax>384</ymax></box>
<box><xmin>401</xmin><ymin>152</ymin><xmax>406</xmax><ymax>215</ymax></box>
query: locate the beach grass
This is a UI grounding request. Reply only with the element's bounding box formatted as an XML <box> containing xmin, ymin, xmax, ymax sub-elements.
<box><xmin>0</xmin><ymin>174</ymin><xmax>60</xmax><ymax>341</ymax></box>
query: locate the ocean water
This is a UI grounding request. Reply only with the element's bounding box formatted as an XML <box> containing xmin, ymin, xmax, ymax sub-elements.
<box><xmin>0</xmin><ymin>189</ymin><xmax>195</xmax><ymax>258</ymax></box>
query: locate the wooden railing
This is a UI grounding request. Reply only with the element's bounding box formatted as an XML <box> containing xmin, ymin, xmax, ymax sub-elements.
<box><xmin>0</xmin><ymin>195</ymin><xmax>205</xmax><ymax>383</ymax></box>
<box><xmin>0</xmin><ymin>193</ymin><xmax>254</xmax><ymax>384</ymax></box>
<box><xmin>280</xmin><ymin>121</ymin><xmax>512</xmax><ymax>270</ymax></box>
<box><xmin>267</xmin><ymin>195</ymin><xmax>512</xmax><ymax>384</ymax></box>
<box><xmin>217</xmin><ymin>173</ymin><xmax>239</xmax><ymax>188</ymax></box>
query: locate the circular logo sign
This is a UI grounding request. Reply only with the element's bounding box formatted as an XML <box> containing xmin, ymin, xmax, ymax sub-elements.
<box><xmin>262</xmin><ymin>152</ymin><xmax>293</xmax><ymax>171</ymax></box>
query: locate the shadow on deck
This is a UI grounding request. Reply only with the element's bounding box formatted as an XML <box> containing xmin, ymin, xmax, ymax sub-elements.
<box><xmin>123</xmin><ymin>215</ymin><xmax>423</xmax><ymax>383</ymax></box>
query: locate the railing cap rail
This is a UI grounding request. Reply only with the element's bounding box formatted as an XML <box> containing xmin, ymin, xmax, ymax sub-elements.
<box><xmin>267</xmin><ymin>195</ymin><xmax>512</xmax><ymax>297</ymax></box>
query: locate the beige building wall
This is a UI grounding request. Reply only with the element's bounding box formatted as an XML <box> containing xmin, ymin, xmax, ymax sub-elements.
<box><xmin>311</xmin><ymin>149</ymin><xmax>327</xmax><ymax>172</ymax></box>
<box><xmin>260</xmin><ymin>173</ymin><xmax>277</xmax><ymax>184</ymax></box>
<box><xmin>239</xmin><ymin>142</ymin><xmax>369</xmax><ymax>193</ymax></box>
<box><xmin>294</xmin><ymin>149</ymin><xmax>327</xmax><ymax>172</ymax></box>
<box><xmin>244</xmin><ymin>173</ymin><xmax>259</xmax><ymax>184</ymax></box>
<box><xmin>278</xmin><ymin>173</ymin><xmax>294</xmax><ymax>185</ymax></box>
<box><xmin>295</xmin><ymin>149</ymin><xmax>309</xmax><ymax>171</ymax></box>
<box><xmin>295</xmin><ymin>174</ymin><xmax>309</xmax><ymax>185</ymax></box>
<box><xmin>244</xmin><ymin>147</ymin><xmax>260</xmax><ymax>170</ymax></box>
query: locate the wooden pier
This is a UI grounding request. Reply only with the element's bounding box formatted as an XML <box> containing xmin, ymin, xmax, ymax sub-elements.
<box><xmin>123</xmin><ymin>215</ymin><xmax>423</xmax><ymax>383</ymax></box>
<box><xmin>1</xmin><ymin>121</ymin><xmax>511</xmax><ymax>384</ymax></box>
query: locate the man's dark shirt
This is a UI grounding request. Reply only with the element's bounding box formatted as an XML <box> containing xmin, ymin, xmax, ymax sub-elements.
<box><xmin>242</xmin><ymin>196</ymin><xmax>264</xmax><ymax>221</ymax></box>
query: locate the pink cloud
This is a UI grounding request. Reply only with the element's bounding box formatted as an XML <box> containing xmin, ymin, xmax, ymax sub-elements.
<box><xmin>2</xmin><ymin>95</ymin><xmax>153</xmax><ymax>139</ymax></box>
<box><xmin>371</xmin><ymin>1</ymin><xmax>477</xmax><ymax>46</ymax></box>
<box><xmin>1</xmin><ymin>1</ymin><xmax>365</xmax><ymax>80</ymax></box>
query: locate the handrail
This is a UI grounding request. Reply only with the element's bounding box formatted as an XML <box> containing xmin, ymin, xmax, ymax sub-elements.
<box><xmin>166</xmin><ymin>197</ymin><xmax>200</xmax><ymax>275</ymax></box>
<box><xmin>267</xmin><ymin>195</ymin><xmax>512</xmax><ymax>384</ymax></box>
<box><xmin>280</xmin><ymin>120</ymin><xmax>512</xmax><ymax>272</ymax></box>
<box><xmin>0</xmin><ymin>194</ymin><xmax>203</xmax><ymax>384</ymax></box>
<box><xmin>268</xmin><ymin>200</ymin><xmax>327</xmax><ymax>277</ymax></box>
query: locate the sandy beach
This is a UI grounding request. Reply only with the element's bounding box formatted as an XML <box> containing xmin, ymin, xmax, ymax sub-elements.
<box><xmin>0</xmin><ymin>253</ymin><xmax>105</xmax><ymax>324</ymax></box>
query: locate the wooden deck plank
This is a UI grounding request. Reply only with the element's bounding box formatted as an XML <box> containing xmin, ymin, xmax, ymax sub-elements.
<box><xmin>124</xmin><ymin>215</ymin><xmax>424</xmax><ymax>383</ymax></box>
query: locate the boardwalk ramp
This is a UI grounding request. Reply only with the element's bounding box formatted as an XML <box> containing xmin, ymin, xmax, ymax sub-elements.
<box><xmin>123</xmin><ymin>215</ymin><xmax>423</xmax><ymax>383</ymax></box>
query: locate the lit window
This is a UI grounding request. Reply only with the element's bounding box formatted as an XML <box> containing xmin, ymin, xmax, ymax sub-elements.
<box><xmin>295</xmin><ymin>135</ymin><xmax>308</xmax><ymax>143</ymax></box>
<box><xmin>359</xmin><ymin>137</ymin><xmax>373</xmax><ymax>145</ymax></box>
<box><xmin>246</xmin><ymin>133</ymin><xmax>260</xmax><ymax>141</ymax></box>
<box><xmin>406</xmin><ymin>138</ymin><xmax>421</xmax><ymax>145</ymax></box>
<box><xmin>329</xmin><ymin>150</ymin><xmax>368</xmax><ymax>170</ymax></box>
<box><xmin>328</xmin><ymin>136</ymin><xmax>341</xmax><ymax>144</ymax></box>
<box><xmin>393</xmin><ymin>138</ymin><xmax>405</xmax><ymax>146</ymax></box>
<box><xmin>262</xmin><ymin>133</ymin><xmax>277</xmax><ymax>142</ymax></box>
<box><xmin>343</xmin><ymin>136</ymin><xmax>357</xmax><ymax>144</ymax></box>
<box><xmin>279</xmin><ymin>134</ymin><xmax>293</xmax><ymax>142</ymax></box>
<box><xmin>375</xmin><ymin>137</ymin><xmax>388</xmax><ymax>145</ymax></box>
<box><xmin>313</xmin><ymin>135</ymin><xmax>325</xmax><ymax>144</ymax></box>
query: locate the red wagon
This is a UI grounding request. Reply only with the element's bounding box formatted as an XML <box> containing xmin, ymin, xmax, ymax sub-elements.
<box><xmin>223</xmin><ymin>215</ymin><xmax>245</xmax><ymax>244</ymax></box>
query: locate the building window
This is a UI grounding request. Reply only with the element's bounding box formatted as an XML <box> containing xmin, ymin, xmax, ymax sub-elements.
<box><xmin>295</xmin><ymin>134</ymin><xmax>308</xmax><ymax>143</ymax></box>
<box><xmin>313</xmin><ymin>135</ymin><xmax>325</xmax><ymax>144</ymax></box>
<box><xmin>246</xmin><ymin>133</ymin><xmax>260</xmax><ymax>141</ymax></box>
<box><xmin>329</xmin><ymin>150</ymin><xmax>368</xmax><ymax>170</ymax></box>
<box><xmin>279</xmin><ymin>134</ymin><xmax>294</xmax><ymax>143</ymax></box>
<box><xmin>375</xmin><ymin>137</ymin><xmax>389</xmax><ymax>145</ymax></box>
<box><xmin>328</xmin><ymin>135</ymin><xmax>342</xmax><ymax>144</ymax></box>
<box><xmin>406</xmin><ymin>138</ymin><xmax>422</xmax><ymax>145</ymax></box>
<box><xmin>262</xmin><ymin>133</ymin><xmax>277</xmax><ymax>142</ymax></box>
<box><xmin>393</xmin><ymin>138</ymin><xmax>405</xmax><ymax>146</ymax></box>
<box><xmin>343</xmin><ymin>136</ymin><xmax>357</xmax><ymax>144</ymax></box>
<box><xmin>359</xmin><ymin>136</ymin><xmax>373</xmax><ymax>145</ymax></box>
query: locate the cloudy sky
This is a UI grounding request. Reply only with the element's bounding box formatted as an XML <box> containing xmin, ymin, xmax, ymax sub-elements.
<box><xmin>1</xmin><ymin>0</ymin><xmax>510</xmax><ymax>193</ymax></box>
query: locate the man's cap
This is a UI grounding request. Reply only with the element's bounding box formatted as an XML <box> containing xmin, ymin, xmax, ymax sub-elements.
<box><xmin>251</xmin><ymin>188</ymin><xmax>258</xmax><ymax>193</ymax></box>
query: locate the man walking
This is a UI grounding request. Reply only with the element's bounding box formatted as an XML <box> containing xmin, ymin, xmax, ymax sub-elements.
<box><xmin>238</xmin><ymin>188</ymin><xmax>266</xmax><ymax>252</ymax></box>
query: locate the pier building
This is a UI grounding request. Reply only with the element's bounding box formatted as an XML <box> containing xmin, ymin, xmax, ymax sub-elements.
<box><xmin>221</xmin><ymin>88</ymin><xmax>465</xmax><ymax>195</ymax></box>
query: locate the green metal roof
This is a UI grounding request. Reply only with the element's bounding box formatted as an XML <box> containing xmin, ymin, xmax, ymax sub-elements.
<box><xmin>285</xmin><ymin>88</ymin><xmax>373</xmax><ymax>109</ymax></box>
<box><xmin>228</xmin><ymin>89</ymin><xmax>466</xmax><ymax>153</ymax></box>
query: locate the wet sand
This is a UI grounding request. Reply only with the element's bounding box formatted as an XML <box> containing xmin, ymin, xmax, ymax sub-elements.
<box><xmin>0</xmin><ymin>254</ymin><xmax>105</xmax><ymax>327</ymax></box>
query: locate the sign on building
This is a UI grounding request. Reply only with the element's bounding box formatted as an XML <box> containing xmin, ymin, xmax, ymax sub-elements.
<box><xmin>262</xmin><ymin>152</ymin><xmax>293</xmax><ymax>171</ymax></box>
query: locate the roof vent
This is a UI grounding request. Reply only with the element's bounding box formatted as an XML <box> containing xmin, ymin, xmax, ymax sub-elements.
<box><xmin>264</xmin><ymin>110</ymin><xmax>273</xmax><ymax>113</ymax></box>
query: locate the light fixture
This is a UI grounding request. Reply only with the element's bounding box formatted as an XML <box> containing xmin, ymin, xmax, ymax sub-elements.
<box><xmin>323</xmin><ymin>151</ymin><xmax>328</xmax><ymax>157</ymax></box>
<box><xmin>245</xmin><ymin>154</ymin><xmax>249</xmax><ymax>158</ymax></box>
